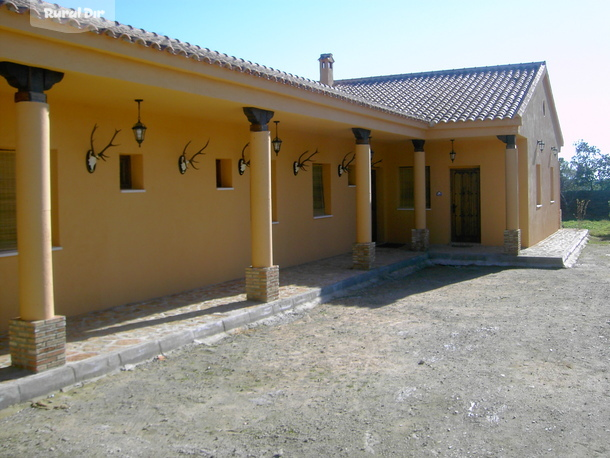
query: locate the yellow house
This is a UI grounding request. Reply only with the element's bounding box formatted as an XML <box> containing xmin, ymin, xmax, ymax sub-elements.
<box><xmin>0</xmin><ymin>0</ymin><xmax>562</xmax><ymax>371</ymax></box>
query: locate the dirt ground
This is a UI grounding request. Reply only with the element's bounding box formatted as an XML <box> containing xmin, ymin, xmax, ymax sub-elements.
<box><xmin>1</xmin><ymin>242</ymin><xmax>609</xmax><ymax>457</ymax></box>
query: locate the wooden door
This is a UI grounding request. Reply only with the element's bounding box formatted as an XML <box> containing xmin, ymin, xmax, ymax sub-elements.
<box><xmin>451</xmin><ymin>168</ymin><xmax>481</xmax><ymax>243</ymax></box>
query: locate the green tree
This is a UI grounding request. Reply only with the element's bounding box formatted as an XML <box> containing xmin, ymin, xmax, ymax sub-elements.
<box><xmin>560</xmin><ymin>157</ymin><xmax>577</xmax><ymax>193</ymax></box>
<box><xmin>568</xmin><ymin>140</ymin><xmax>609</xmax><ymax>191</ymax></box>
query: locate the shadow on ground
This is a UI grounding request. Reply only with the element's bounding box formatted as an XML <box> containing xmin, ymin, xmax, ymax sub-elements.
<box><xmin>329</xmin><ymin>265</ymin><xmax>509</xmax><ymax>309</ymax></box>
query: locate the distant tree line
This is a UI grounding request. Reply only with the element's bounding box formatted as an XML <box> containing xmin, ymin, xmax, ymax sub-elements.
<box><xmin>560</xmin><ymin>140</ymin><xmax>610</xmax><ymax>220</ymax></box>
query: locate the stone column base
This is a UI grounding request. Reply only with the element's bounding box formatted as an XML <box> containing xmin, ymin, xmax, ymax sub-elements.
<box><xmin>353</xmin><ymin>242</ymin><xmax>376</xmax><ymax>270</ymax></box>
<box><xmin>504</xmin><ymin>229</ymin><xmax>521</xmax><ymax>255</ymax></box>
<box><xmin>246</xmin><ymin>265</ymin><xmax>279</xmax><ymax>302</ymax></box>
<box><xmin>411</xmin><ymin>228</ymin><xmax>430</xmax><ymax>252</ymax></box>
<box><xmin>9</xmin><ymin>316</ymin><xmax>66</xmax><ymax>372</ymax></box>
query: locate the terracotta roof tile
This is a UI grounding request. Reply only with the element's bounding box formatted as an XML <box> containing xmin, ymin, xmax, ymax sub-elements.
<box><xmin>1</xmin><ymin>1</ymin><xmax>544</xmax><ymax>127</ymax></box>
<box><xmin>334</xmin><ymin>63</ymin><xmax>546</xmax><ymax>124</ymax></box>
<box><xmin>0</xmin><ymin>0</ymin><xmax>425</xmax><ymax>124</ymax></box>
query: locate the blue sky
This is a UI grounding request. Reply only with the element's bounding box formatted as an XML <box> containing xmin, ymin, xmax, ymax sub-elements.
<box><xmin>59</xmin><ymin>0</ymin><xmax>610</xmax><ymax>159</ymax></box>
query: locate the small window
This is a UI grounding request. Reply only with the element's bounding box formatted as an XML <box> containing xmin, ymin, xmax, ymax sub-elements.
<box><xmin>216</xmin><ymin>159</ymin><xmax>233</xmax><ymax>188</ymax></box>
<box><xmin>120</xmin><ymin>154</ymin><xmax>144</xmax><ymax>191</ymax></box>
<box><xmin>550</xmin><ymin>167</ymin><xmax>555</xmax><ymax>203</ymax></box>
<box><xmin>0</xmin><ymin>150</ymin><xmax>17</xmax><ymax>252</ymax></box>
<box><xmin>119</xmin><ymin>155</ymin><xmax>132</xmax><ymax>189</ymax></box>
<box><xmin>313</xmin><ymin>163</ymin><xmax>331</xmax><ymax>217</ymax></box>
<box><xmin>398</xmin><ymin>166</ymin><xmax>431</xmax><ymax>209</ymax></box>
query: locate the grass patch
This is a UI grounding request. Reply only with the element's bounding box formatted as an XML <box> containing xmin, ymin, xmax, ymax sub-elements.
<box><xmin>563</xmin><ymin>219</ymin><xmax>610</xmax><ymax>242</ymax></box>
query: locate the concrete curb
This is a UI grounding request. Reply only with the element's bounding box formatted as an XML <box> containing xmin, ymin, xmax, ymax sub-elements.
<box><xmin>0</xmin><ymin>255</ymin><xmax>430</xmax><ymax>411</ymax></box>
<box><xmin>563</xmin><ymin>230</ymin><xmax>589</xmax><ymax>268</ymax></box>
<box><xmin>429</xmin><ymin>252</ymin><xmax>565</xmax><ymax>269</ymax></box>
<box><xmin>0</xmin><ymin>237</ymin><xmax>587</xmax><ymax>411</ymax></box>
<box><xmin>429</xmin><ymin>231</ymin><xmax>590</xmax><ymax>269</ymax></box>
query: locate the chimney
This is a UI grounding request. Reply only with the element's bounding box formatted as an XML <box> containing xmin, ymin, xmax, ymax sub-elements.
<box><xmin>319</xmin><ymin>53</ymin><xmax>335</xmax><ymax>86</ymax></box>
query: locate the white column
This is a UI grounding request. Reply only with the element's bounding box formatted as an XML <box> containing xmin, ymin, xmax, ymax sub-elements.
<box><xmin>249</xmin><ymin>129</ymin><xmax>273</xmax><ymax>268</ymax></box>
<box><xmin>243</xmin><ymin>107</ymin><xmax>278</xmax><ymax>302</ymax></box>
<box><xmin>16</xmin><ymin>101</ymin><xmax>54</xmax><ymax>320</ymax></box>
<box><xmin>505</xmin><ymin>141</ymin><xmax>519</xmax><ymax>230</ymax></box>
<box><xmin>353</xmin><ymin>128</ymin><xmax>372</xmax><ymax>243</ymax></box>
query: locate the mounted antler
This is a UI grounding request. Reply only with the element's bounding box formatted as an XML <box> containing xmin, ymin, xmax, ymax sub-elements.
<box><xmin>178</xmin><ymin>139</ymin><xmax>209</xmax><ymax>174</ymax></box>
<box><xmin>338</xmin><ymin>152</ymin><xmax>355</xmax><ymax>177</ymax></box>
<box><xmin>238</xmin><ymin>143</ymin><xmax>250</xmax><ymax>175</ymax></box>
<box><xmin>371</xmin><ymin>150</ymin><xmax>382</xmax><ymax>169</ymax></box>
<box><xmin>86</xmin><ymin>124</ymin><xmax>121</xmax><ymax>173</ymax></box>
<box><xmin>293</xmin><ymin>149</ymin><xmax>319</xmax><ymax>175</ymax></box>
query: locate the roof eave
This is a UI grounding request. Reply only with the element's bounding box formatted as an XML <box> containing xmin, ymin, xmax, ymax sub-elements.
<box><xmin>0</xmin><ymin>0</ymin><xmax>429</xmax><ymax>126</ymax></box>
<box><xmin>425</xmin><ymin>117</ymin><xmax>522</xmax><ymax>140</ymax></box>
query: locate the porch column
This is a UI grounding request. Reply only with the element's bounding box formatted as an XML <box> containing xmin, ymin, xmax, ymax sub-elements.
<box><xmin>0</xmin><ymin>62</ymin><xmax>65</xmax><ymax>372</ymax></box>
<box><xmin>352</xmin><ymin>128</ymin><xmax>375</xmax><ymax>270</ymax></box>
<box><xmin>411</xmin><ymin>139</ymin><xmax>429</xmax><ymax>251</ymax></box>
<box><xmin>242</xmin><ymin>107</ymin><xmax>279</xmax><ymax>302</ymax></box>
<box><xmin>498</xmin><ymin>135</ymin><xmax>520</xmax><ymax>254</ymax></box>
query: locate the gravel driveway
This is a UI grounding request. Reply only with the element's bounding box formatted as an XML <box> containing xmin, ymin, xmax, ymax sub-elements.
<box><xmin>1</xmin><ymin>242</ymin><xmax>609</xmax><ymax>457</ymax></box>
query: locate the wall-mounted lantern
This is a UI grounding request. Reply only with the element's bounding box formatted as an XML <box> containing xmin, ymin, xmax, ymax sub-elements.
<box><xmin>178</xmin><ymin>139</ymin><xmax>209</xmax><ymax>174</ymax></box>
<box><xmin>449</xmin><ymin>139</ymin><xmax>457</xmax><ymax>163</ymax></box>
<box><xmin>293</xmin><ymin>149</ymin><xmax>319</xmax><ymax>175</ymax></box>
<box><xmin>551</xmin><ymin>146</ymin><xmax>559</xmax><ymax>156</ymax></box>
<box><xmin>132</xmin><ymin>99</ymin><xmax>147</xmax><ymax>147</ymax></box>
<box><xmin>537</xmin><ymin>140</ymin><xmax>545</xmax><ymax>153</ymax></box>
<box><xmin>86</xmin><ymin>124</ymin><xmax>121</xmax><ymax>173</ymax></box>
<box><xmin>271</xmin><ymin>120</ymin><xmax>282</xmax><ymax>156</ymax></box>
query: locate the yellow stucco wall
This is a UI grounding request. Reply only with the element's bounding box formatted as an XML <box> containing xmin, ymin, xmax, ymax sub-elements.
<box><xmin>519</xmin><ymin>79</ymin><xmax>563</xmax><ymax>247</ymax></box>
<box><xmin>377</xmin><ymin>137</ymin><xmax>508</xmax><ymax>247</ymax></box>
<box><xmin>0</xmin><ymin>79</ymin><xmax>360</xmax><ymax>330</ymax></box>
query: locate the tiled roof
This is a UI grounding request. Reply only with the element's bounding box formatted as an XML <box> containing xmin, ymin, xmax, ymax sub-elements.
<box><xmin>0</xmin><ymin>0</ymin><xmax>425</xmax><ymax>124</ymax></box>
<box><xmin>1</xmin><ymin>1</ymin><xmax>546</xmax><ymax>127</ymax></box>
<box><xmin>334</xmin><ymin>63</ymin><xmax>546</xmax><ymax>125</ymax></box>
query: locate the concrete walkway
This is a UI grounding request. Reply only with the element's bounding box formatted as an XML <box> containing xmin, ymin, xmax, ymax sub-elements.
<box><xmin>0</xmin><ymin>229</ymin><xmax>588</xmax><ymax>410</ymax></box>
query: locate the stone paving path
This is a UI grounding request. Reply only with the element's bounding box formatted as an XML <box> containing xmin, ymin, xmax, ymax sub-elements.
<box><xmin>0</xmin><ymin>248</ymin><xmax>423</xmax><ymax>370</ymax></box>
<box><xmin>0</xmin><ymin>229</ymin><xmax>588</xmax><ymax>374</ymax></box>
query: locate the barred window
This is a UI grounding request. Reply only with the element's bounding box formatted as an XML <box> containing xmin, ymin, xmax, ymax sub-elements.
<box><xmin>0</xmin><ymin>150</ymin><xmax>17</xmax><ymax>251</ymax></box>
<box><xmin>313</xmin><ymin>163</ymin><xmax>331</xmax><ymax>217</ymax></box>
<box><xmin>399</xmin><ymin>166</ymin><xmax>431</xmax><ymax>209</ymax></box>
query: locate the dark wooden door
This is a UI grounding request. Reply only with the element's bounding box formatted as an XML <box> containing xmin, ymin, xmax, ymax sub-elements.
<box><xmin>450</xmin><ymin>168</ymin><xmax>481</xmax><ymax>243</ymax></box>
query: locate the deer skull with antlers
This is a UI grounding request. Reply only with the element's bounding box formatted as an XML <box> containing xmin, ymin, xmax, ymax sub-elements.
<box><xmin>178</xmin><ymin>139</ymin><xmax>209</xmax><ymax>174</ymax></box>
<box><xmin>338</xmin><ymin>152</ymin><xmax>355</xmax><ymax>177</ymax></box>
<box><xmin>238</xmin><ymin>142</ymin><xmax>250</xmax><ymax>175</ymax></box>
<box><xmin>371</xmin><ymin>150</ymin><xmax>382</xmax><ymax>169</ymax></box>
<box><xmin>293</xmin><ymin>149</ymin><xmax>319</xmax><ymax>176</ymax></box>
<box><xmin>86</xmin><ymin>124</ymin><xmax>121</xmax><ymax>173</ymax></box>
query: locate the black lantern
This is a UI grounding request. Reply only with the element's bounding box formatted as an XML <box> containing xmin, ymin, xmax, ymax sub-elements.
<box><xmin>449</xmin><ymin>139</ymin><xmax>456</xmax><ymax>163</ymax></box>
<box><xmin>272</xmin><ymin>120</ymin><xmax>282</xmax><ymax>155</ymax></box>
<box><xmin>132</xmin><ymin>99</ymin><xmax>147</xmax><ymax>147</ymax></box>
